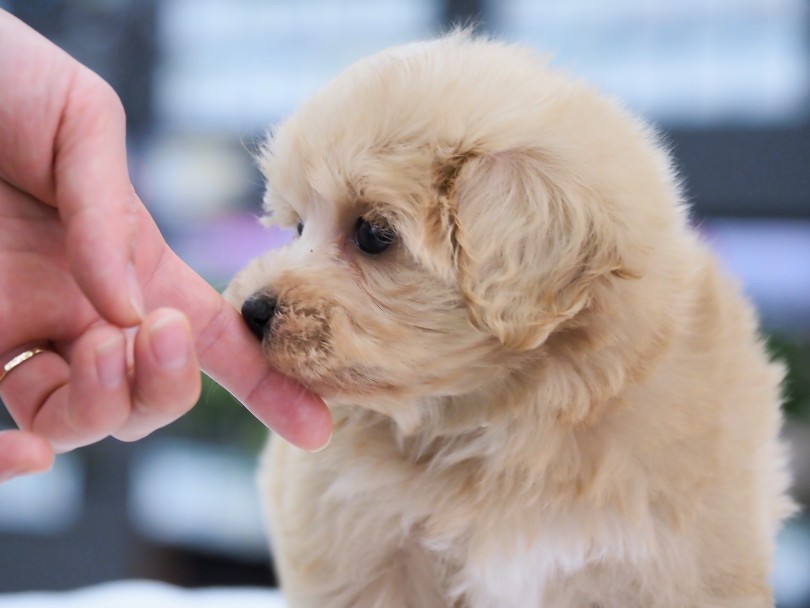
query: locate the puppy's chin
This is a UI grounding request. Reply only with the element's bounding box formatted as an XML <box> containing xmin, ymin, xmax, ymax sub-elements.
<box><xmin>261</xmin><ymin>348</ymin><xmax>397</xmax><ymax>402</ymax></box>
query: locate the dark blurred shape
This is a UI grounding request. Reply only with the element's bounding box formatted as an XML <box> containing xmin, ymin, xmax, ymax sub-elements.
<box><xmin>444</xmin><ymin>0</ymin><xmax>489</xmax><ymax>30</ymax></box>
<box><xmin>8</xmin><ymin>0</ymin><xmax>156</xmax><ymax>133</ymax></box>
<box><xmin>669</xmin><ymin>126</ymin><xmax>810</xmax><ymax>219</ymax></box>
<box><xmin>769</xmin><ymin>334</ymin><xmax>810</xmax><ymax>422</ymax></box>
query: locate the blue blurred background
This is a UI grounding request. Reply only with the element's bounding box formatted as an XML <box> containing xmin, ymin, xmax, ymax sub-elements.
<box><xmin>0</xmin><ymin>0</ymin><xmax>808</xmax><ymax>605</ymax></box>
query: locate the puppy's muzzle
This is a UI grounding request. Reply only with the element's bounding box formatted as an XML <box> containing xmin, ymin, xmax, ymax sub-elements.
<box><xmin>241</xmin><ymin>293</ymin><xmax>277</xmax><ymax>340</ymax></box>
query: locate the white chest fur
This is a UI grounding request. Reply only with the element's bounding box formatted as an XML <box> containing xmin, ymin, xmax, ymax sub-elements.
<box><xmin>300</xmin><ymin>430</ymin><xmax>683</xmax><ymax>608</ymax></box>
<box><xmin>456</xmin><ymin>506</ymin><xmax>666</xmax><ymax>608</ymax></box>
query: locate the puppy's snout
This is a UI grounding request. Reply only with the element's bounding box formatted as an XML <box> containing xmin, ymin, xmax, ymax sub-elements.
<box><xmin>241</xmin><ymin>293</ymin><xmax>277</xmax><ymax>340</ymax></box>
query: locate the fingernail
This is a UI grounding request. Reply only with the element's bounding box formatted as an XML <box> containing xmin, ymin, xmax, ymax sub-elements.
<box><xmin>150</xmin><ymin>311</ymin><xmax>190</xmax><ymax>371</ymax></box>
<box><xmin>95</xmin><ymin>335</ymin><xmax>126</xmax><ymax>389</ymax></box>
<box><xmin>127</xmin><ymin>264</ymin><xmax>145</xmax><ymax>321</ymax></box>
<box><xmin>309</xmin><ymin>432</ymin><xmax>332</xmax><ymax>453</ymax></box>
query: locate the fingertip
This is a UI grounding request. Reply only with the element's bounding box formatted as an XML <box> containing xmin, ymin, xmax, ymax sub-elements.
<box><xmin>245</xmin><ymin>369</ymin><xmax>333</xmax><ymax>452</ymax></box>
<box><xmin>69</xmin><ymin>247</ymin><xmax>143</xmax><ymax>328</ymax></box>
<box><xmin>93</xmin><ymin>330</ymin><xmax>127</xmax><ymax>390</ymax></box>
<box><xmin>0</xmin><ymin>431</ymin><xmax>55</xmax><ymax>483</ymax></box>
<box><xmin>113</xmin><ymin>308</ymin><xmax>200</xmax><ymax>442</ymax></box>
<box><xmin>145</xmin><ymin>308</ymin><xmax>195</xmax><ymax>372</ymax></box>
<box><xmin>294</xmin><ymin>399</ymin><xmax>333</xmax><ymax>453</ymax></box>
<box><xmin>26</xmin><ymin>434</ymin><xmax>56</xmax><ymax>474</ymax></box>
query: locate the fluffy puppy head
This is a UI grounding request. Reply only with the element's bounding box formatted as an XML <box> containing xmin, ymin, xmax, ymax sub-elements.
<box><xmin>226</xmin><ymin>32</ymin><xmax>687</xmax><ymax>415</ymax></box>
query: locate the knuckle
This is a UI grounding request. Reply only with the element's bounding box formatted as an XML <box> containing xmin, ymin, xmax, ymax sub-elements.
<box><xmin>77</xmin><ymin>67</ymin><xmax>126</xmax><ymax>121</ymax></box>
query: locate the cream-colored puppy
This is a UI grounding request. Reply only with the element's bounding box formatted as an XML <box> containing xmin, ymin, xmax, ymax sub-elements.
<box><xmin>225</xmin><ymin>33</ymin><xmax>794</xmax><ymax>608</ymax></box>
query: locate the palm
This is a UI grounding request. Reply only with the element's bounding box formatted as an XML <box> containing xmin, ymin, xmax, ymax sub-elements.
<box><xmin>1</xmin><ymin>182</ymin><xmax>111</xmax><ymax>351</ymax></box>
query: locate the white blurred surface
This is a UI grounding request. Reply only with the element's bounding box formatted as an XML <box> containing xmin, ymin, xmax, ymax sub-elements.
<box><xmin>0</xmin><ymin>580</ymin><xmax>285</xmax><ymax>608</ymax></box>
<box><xmin>0</xmin><ymin>455</ymin><xmax>84</xmax><ymax>535</ymax></box>
<box><xmin>499</xmin><ymin>0</ymin><xmax>810</xmax><ymax>126</ymax></box>
<box><xmin>154</xmin><ymin>0</ymin><xmax>440</xmax><ymax>131</ymax></box>
<box><xmin>129</xmin><ymin>438</ymin><xmax>267</xmax><ymax>561</ymax></box>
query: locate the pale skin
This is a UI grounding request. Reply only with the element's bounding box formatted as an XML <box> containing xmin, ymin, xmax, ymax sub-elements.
<box><xmin>0</xmin><ymin>10</ymin><xmax>332</xmax><ymax>482</ymax></box>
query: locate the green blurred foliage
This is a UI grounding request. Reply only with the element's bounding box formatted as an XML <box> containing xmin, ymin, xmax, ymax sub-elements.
<box><xmin>768</xmin><ymin>333</ymin><xmax>810</xmax><ymax>421</ymax></box>
<box><xmin>172</xmin><ymin>373</ymin><xmax>269</xmax><ymax>453</ymax></box>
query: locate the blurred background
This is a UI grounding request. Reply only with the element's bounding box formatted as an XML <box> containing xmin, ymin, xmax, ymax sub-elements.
<box><xmin>0</xmin><ymin>0</ymin><xmax>808</xmax><ymax>605</ymax></box>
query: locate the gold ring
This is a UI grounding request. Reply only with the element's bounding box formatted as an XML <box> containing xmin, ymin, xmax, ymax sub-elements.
<box><xmin>0</xmin><ymin>347</ymin><xmax>49</xmax><ymax>384</ymax></box>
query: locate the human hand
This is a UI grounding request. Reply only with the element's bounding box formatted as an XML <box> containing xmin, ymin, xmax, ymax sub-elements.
<box><xmin>0</xmin><ymin>10</ymin><xmax>332</xmax><ymax>482</ymax></box>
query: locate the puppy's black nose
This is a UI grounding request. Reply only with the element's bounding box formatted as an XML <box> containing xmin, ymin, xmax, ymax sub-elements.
<box><xmin>241</xmin><ymin>294</ymin><xmax>277</xmax><ymax>340</ymax></box>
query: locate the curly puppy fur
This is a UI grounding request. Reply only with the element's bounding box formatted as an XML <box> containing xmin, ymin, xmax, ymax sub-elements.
<box><xmin>225</xmin><ymin>33</ymin><xmax>794</xmax><ymax>608</ymax></box>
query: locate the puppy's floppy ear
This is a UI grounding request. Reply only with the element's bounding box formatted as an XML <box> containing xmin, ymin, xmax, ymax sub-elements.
<box><xmin>437</xmin><ymin>148</ymin><xmax>630</xmax><ymax>351</ymax></box>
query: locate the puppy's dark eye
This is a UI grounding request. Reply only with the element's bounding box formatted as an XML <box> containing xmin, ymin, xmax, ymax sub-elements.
<box><xmin>354</xmin><ymin>217</ymin><xmax>395</xmax><ymax>255</ymax></box>
<box><xmin>296</xmin><ymin>220</ymin><xmax>304</xmax><ymax>236</ymax></box>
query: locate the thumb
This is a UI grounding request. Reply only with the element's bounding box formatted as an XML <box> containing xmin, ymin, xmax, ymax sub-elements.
<box><xmin>56</xmin><ymin>72</ymin><xmax>145</xmax><ymax>328</ymax></box>
<box><xmin>0</xmin><ymin>11</ymin><xmax>143</xmax><ymax>327</ymax></box>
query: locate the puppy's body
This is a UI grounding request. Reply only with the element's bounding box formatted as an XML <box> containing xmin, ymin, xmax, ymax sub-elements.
<box><xmin>226</xmin><ymin>34</ymin><xmax>793</xmax><ymax>607</ymax></box>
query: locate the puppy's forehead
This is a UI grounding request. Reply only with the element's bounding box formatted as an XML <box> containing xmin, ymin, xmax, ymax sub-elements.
<box><xmin>262</xmin><ymin>33</ymin><xmax>578</xmax><ymax>221</ymax></box>
<box><xmin>264</xmin><ymin>110</ymin><xmax>432</xmax><ymax>221</ymax></box>
<box><xmin>264</xmin><ymin>39</ymin><xmax>480</xmax><ymax>203</ymax></box>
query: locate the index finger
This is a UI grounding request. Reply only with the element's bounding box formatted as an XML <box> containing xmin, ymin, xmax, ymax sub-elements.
<box><xmin>144</xmin><ymin>242</ymin><xmax>332</xmax><ymax>451</ymax></box>
<box><xmin>200</xmin><ymin>305</ymin><xmax>333</xmax><ymax>451</ymax></box>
